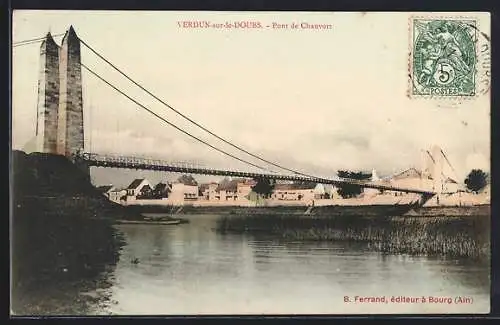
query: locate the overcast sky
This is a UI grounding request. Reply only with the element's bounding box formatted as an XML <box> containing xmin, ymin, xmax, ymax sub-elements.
<box><xmin>12</xmin><ymin>11</ymin><xmax>491</xmax><ymax>185</ymax></box>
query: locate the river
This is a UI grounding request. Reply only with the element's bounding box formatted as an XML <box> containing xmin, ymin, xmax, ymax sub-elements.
<box><xmin>81</xmin><ymin>214</ymin><xmax>489</xmax><ymax>315</ymax></box>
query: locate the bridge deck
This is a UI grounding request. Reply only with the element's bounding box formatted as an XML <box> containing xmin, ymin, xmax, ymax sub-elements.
<box><xmin>76</xmin><ymin>153</ymin><xmax>436</xmax><ymax>195</ymax></box>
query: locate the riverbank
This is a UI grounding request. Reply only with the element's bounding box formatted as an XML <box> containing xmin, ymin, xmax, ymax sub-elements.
<box><xmin>404</xmin><ymin>205</ymin><xmax>490</xmax><ymax>217</ymax></box>
<box><xmin>215</xmin><ymin>214</ymin><xmax>490</xmax><ymax>258</ymax></box>
<box><xmin>123</xmin><ymin>203</ymin><xmax>490</xmax><ymax>217</ymax></box>
<box><xmin>11</xmin><ymin>151</ymin><xmax>129</xmax><ymax>315</ymax></box>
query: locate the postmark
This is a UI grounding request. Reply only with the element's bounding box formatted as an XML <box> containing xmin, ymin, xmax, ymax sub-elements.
<box><xmin>408</xmin><ymin>17</ymin><xmax>488</xmax><ymax>99</ymax></box>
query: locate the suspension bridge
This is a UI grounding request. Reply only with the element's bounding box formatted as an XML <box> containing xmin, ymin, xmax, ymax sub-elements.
<box><xmin>15</xmin><ymin>26</ymin><xmax>437</xmax><ymax>200</ymax></box>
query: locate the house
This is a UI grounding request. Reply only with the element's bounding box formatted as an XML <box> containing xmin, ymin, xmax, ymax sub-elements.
<box><xmin>441</xmin><ymin>176</ymin><xmax>461</xmax><ymax>193</ymax></box>
<box><xmin>388</xmin><ymin>167</ymin><xmax>461</xmax><ymax>194</ymax></box>
<box><xmin>323</xmin><ymin>184</ymin><xmax>339</xmax><ymax>199</ymax></box>
<box><xmin>237</xmin><ymin>179</ymin><xmax>256</xmax><ymax>200</ymax></box>
<box><xmin>125</xmin><ymin>178</ymin><xmax>153</xmax><ymax>200</ymax></box>
<box><xmin>215</xmin><ymin>178</ymin><xmax>239</xmax><ymax>201</ymax></box>
<box><xmin>170</xmin><ymin>183</ymin><xmax>199</xmax><ymax>202</ymax></box>
<box><xmin>313</xmin><ymin>184</ymin><xmax>325</xmax><ymax>199</ymax></box>
<box><xmin>211</xmin><ymin>178</ymin><xmax>256</xmax><ymax>201</ymax></box>
<box><xmin>108</xmin><ymin>189</ymin><xmax>127</xmax><ymax>203</ymax></box>
<box><xmin>313</xmin><ymin>183</ymin><xmax>339</xmax><ymax>199</ymax></box>
<box><xmin>169</xmin><ymin>175</ymin><xmax>199</xmax><ymax>203</ymax></box>
<box><xmin>197</xmin><ymin>178</ymin><xmax>257</xmax><ymax>201</ymax></box>
<box><xmin>388</xmin><ymin>167</ymin><xmax>433</xmax><ymax>193</ymax></box>
<box><xmin>272</xmin><ymin>182</ymin><xmax>316</xmax><ymax>201</ymax></box>
<box><xmin>199</xmin><ymin>182</ymin><xmax>218</xmax><ymax>200</ymax></box>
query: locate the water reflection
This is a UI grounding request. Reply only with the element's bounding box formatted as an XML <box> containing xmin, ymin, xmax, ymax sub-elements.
<box><xmin>92</xmin><ymin>214</ymin><xmax>489</xmax><ymax>315</ymax></box>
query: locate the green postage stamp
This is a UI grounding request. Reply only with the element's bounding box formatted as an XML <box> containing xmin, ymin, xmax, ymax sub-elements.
<box><xmin>410</xmin><ymin>18</ymin><xmax>477</xmax><ymax>97</ymax></box>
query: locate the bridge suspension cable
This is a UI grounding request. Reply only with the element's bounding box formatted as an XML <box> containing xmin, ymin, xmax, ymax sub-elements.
<box><xmin>14</xmin><ymin>32</ymin><xmax>339</xmax><ymax>181</ymax></box>
<box><xmin>12</xmin><ymin>33</ymin><xmax>65</xmax><ymax>47</ymax></box>
<box><xmin>440</xmin><ymin>148</ymin><xmax>460</xmax><ymax>181</ymax></box>
<box><xmin>81</xmin><ymin>63</ymin><xmax>274</xmax><ymax>173</ymax></box>
<box><xmin>12</xmin><ymin>33</ymin><xmax>276</xmax><ymax>175</ymax></box>
<box><xmin>78</xmin><ymin>37</ymin><xmax>321</xmax><ymax>179</ymax></box>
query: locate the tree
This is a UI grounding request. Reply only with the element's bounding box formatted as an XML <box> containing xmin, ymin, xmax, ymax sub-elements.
<box><xmin>336</xmin><ymin>170</ymin><xmax>372</xmax><ymax>199</ymax></box>
<box><xmin>251</xmin><ymin>177</ymin><xmax>275</xmax><ymax>198</ymax></box>
<box><xmin>177</xmin><ymin>174</ymin><xmax>198</xmax><ymax>186</ymax></box>
<box><xmin>337</xmin><ymin>170</ymin><xmax>372</xmax><ymax>180</ymax></box>
<box><xmin>153</xmin><ymin>182</ymin><xmax>170</xmax><ymax>199</ymax></box>
<box><xmin>464</xmin><ymin>169</ymin><xmax>488</xmax><ymax>193</ymax></box>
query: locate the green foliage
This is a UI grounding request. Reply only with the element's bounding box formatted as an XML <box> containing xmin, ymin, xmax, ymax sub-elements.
<box><xmin>177</xmin><ymin>174</ymin><xmax>198</xmax><ymax>186</ymax></box>
<box><xmin>464</xmin><ymin>169</ymin><xmax>488</xmax><ymax>193</ymax></box>
<box><xmin>337</xmin><ymin>170</ymin><xmax>372</xmax><ymax>180</ymax></box>
<box><xmin>336</xmin><ymin>170</ymin><xmax>372</xmax><ymax>199</ymax></box>
<box><xmin>251</xmin><ymin>177</ymin><xmax>275</xmax><ymax>198</ymax></box>
<box><xmin>152</xmin><ymin>183</ymin><xmax>170</xmax><ymax>199</ymax></box>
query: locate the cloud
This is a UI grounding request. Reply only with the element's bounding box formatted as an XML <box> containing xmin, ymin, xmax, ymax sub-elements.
<box><xmin>11</xmin><ymin>11</ymin><xmax>490</xmax><ymax>186</ymax></box>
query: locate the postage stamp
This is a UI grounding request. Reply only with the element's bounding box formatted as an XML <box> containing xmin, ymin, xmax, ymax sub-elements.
<box><xmin>410</xmin><ymin>18</ymin><xmax>478</xmax><ymax>97</ymax></box>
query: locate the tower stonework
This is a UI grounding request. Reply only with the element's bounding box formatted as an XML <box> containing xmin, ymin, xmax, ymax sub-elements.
<box><xmin>36</xmin><ymin>33</ymin><xmax>60</xmax><ymax>153</ymax></box>
<box><xmin>57</xmin><ymin>26</ymin><xmax>84</xmax><ymax>157</ymax></box>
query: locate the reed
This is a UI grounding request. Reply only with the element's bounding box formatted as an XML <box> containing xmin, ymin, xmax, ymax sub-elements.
<box><xmin>216</xmin><ymin>215</ymin><xmax>490</xmax><ymax>258</ymax></box>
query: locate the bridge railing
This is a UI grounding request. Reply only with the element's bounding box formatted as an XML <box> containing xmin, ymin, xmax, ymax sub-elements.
<box><xmin>79</xmin><ymin>152</ymin><xmax>284</xmax><ymax>176</ymax></box>
<box><xmin>79</xmin><ymin>152</ymin><xmax>212</xmax><ymax>170</ymax></box>
<box><xmin>76</xmin><ymin>152</ymin><xmax>435</xmax><ymax>195</ymax></box>
<box><xmin>79</xmin><ymin>153</ymin><xmax>367</xmax><ymax>183</ymax></box>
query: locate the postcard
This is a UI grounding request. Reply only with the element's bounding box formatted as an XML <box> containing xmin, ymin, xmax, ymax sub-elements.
<box><xmin>11</xmin><ymin>10</ymin><xmax>491</xmax><ymax>315</ymax></box>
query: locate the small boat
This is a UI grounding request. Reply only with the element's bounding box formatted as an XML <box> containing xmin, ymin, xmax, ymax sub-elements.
<box><xmin>116</xmin><ymin>219</ymin><xmax>183</xmax><ymax>225</ymax></box>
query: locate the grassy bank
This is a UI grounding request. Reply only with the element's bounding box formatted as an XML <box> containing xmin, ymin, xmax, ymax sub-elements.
<box><xmin>125</xmin><ymin>203</ymin><xmax>490</xmax><ymax>217</ymax></box>
<box><xmin>215</xmin><ymin>215</ymin><xmax>490</xmax><ymax>258</ymax></box>
<box><xmin>11</xmin><ymin>151</ymin><xmax>128</xmax><ymax>315</ymax></box>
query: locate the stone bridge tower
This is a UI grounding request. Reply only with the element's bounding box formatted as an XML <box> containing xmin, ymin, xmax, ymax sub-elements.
<box><xmin>36</xmin><ymin>26</ymin><xmax>84</xmax><ymax>157</ymax></box>
<box><xmin>35</xmin><ymin>33</ymin><xmax>59</xmax><ymax>153</ymax></box>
